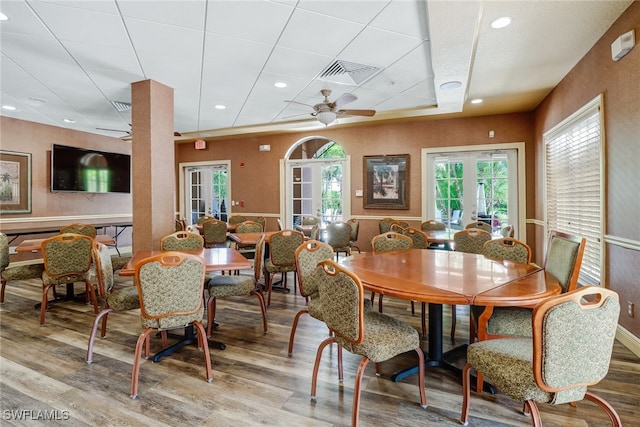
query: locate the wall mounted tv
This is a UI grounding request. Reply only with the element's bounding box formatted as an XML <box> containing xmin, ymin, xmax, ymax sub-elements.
<box><xmin>51</xmin><ymin>144</ymin><xmax>131</xmax><ymax>193</ymax></box>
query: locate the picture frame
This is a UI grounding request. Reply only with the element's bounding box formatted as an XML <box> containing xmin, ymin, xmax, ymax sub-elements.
<box><xmin>363</xmin><ymin>154</ymin><xmax>409</xmax><ymax>209</ymax></box>
<box><xmin>0</xmin><ymin>150</ymin><xmax>32</xmax><ymax>214</ymax></box>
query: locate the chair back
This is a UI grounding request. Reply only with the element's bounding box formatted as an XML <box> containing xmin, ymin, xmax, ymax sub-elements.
<box><xmin>309</xmin><ymin>224</ymin><xmax>320</xmax><ymax>241</ymax></box>
<box><xmin>201</xmin><ymin>219</ymin><xmax>228</xmax><ymax>247</ymax></box>
<box><xmin>0</xmin><ymin>232</ymin><xmax>9</xmax><ymax>272</ymax></box>
<box><xmin>91</xmin><ymin>241</ymin><xmax>114</xmax><ymax>298</ymax></box>
<box><xmin>421</xmin><ymin>220</ymin><xmax>446</xmax><ymax>232</ymax></box>
<box><xmin>483</xmin><ymin>237</ymin><xmax>531</xmax><ymax>264</ymax></box>
<box><xmin>277</xmin><ymin>218</ymin><xmax>284</xmax><ymax>231</ymax></box>
<box><xmin>389</xmin><ymin>223</ymin><xmax>407</xmax><ymax>233</ymax></box>
<box><xmin>465</xmin><ymin>221</ymin><xmax>493</xmax><ymax>233</ymax></box>
<box><xmin>371</xmin><ymin>232</ymin><xmax>413</xmax><ymax>253</ymax></box>
<box><xmin>379</xmin><ymin>218</ymin><xmax>408</xmax><ymax>233</ymax></box>
<box><xmin>325</xmin><ymin>221</ymin><xmax>352</xmax><ymax>249</ymax></box>
<box><xmin>236</xmin><ymin>220</ymin><xmax>263</xmax><ymax>233</ymax></box>
<box><xmin>302</xmin><ymin>216</ymin><xmax>321</xmax><ymax>226</ymax></box>
<box><xmin>500</xmin><ymin>224</ymin><xmax>514</xmax><ymax>237</ymax></box>
<box><xmin>197</xmin><ymin>215</ymin><xmax>215</xmax><ymax>225</ymax></box>
<box><xmin>532</xmin><ymin>286</ymin><xmax>619</xmax><ymax>394</ymax></box>
<box><xmin>295</xmin><ymin>240</ymin><xmax>334</xmax><ymax>297</ymax></box>
<box><xmin>253</xmin><ymin>234</ymin><xmax>266</xmax><ymax>282</ymax></box>
<box><xmin>346</xmin><ymin>218</ymin><xmax>359</xmax><ymax>242</ymax></box>
<box><xmin>453</xmin><ymin>229</ymin><xmax>492</xmax><ymax>254</ymax></box>
<box><xmin>42</xmin><ymin>233</ymin><xmax>93</xmax><ymax>278</ymax></box>
<box><xmin>161</xmin><ymin>231</ymin><xmax>204</xmax><ymax>251</ymax></box>
<box><xmin>255</xmin><ymin>216</ymin><xmax>266</xmax><ymax>231</ymax></box>
<box><xmin>228</xmin><ymin>215</ymin><xmax>247</xmax><ymax>225</ymax></box>
<box><xmin>316</xmin><ymin>260</ymin><xmax>365</xmax><ymax>344</ymax></box>
<box><xmin>405</xmin><ymin>227</ymin><xmax>429</xmax><ymax>249</ymax></box>
<box><xmin>60</xmin><ymin>223</ymin><xmax>97</xmax><ymax>238</ymax></box>
<box><xmin>135</xmin><ymin>252</ymin><xmax>206</xmax><ymax>330</ymax></box>
<box><xmin>269</xmin><ymin>229</ymin><xmax>305</xmax><ymax>267</ymax></box>
<box><xmin>543</xmin><ymin>230</ymin><xmax>586</xmax><ymax>293</ymax></box>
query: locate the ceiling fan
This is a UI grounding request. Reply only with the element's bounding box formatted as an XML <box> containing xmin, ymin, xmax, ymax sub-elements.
<box><xmin>284</xmin><ymin>89</ymin><xmax>376</xmax><ymax>125</ymax></box>
<box><xmin>96</xmin><ymin>124</ymin><xmax>182</xmax><ymax>139</ymax></box>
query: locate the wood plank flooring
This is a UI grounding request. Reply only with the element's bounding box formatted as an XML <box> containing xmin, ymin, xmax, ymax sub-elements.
<box><xmin>1</xmin><ymin>270</ymin><xmax>639</xmax><ymax>426</ymax></box>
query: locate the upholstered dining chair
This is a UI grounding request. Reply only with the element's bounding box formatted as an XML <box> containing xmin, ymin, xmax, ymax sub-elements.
<box><xmin>234</xmin><ymin>220</ymin><xmax>264</xmax><ymax>258</ymax></box>
<box><xmin>288</xmin><ymin>240</ymin><xmax>334</xmax><ymax>355</ymax></box>
<box><xmin>346</xmin><ymin>218</ymin><xmax>361</xmax><ymax>253</ymax></box>
<box><xmin>370</xmin><ymin>231</ymin><xmax>413</xmax><ymax>312</ymax></box>
<box><xmin>0</xmin><ymin>233</ymin><xmax>10</xmax><ymax>303</ymax></box>
<box><xmin>378</xmin><ymin>217</ymin><xmax>407</xmax><ymax>233</ymax></box>
<box><xmin>206</xmin><ymin>234</ymin><xmax>268</xmax><ymax>337</ymax></box>
<box><xmin>421</xmin><ymin>219</ymin><xmax>447</xmax><ymax>248</ymax></box>
<box><xmin>255</xmin><ymin>216</ymin><xmax>266</xmax><ymax>231</ymax></box>
<box><xmin>325</xmin><ymin>221</ymin><xmax>352</xmax><ymax>261</ymax></box>
<box><xmin>60</xmin><ymin>223</ymin><xmax>97</xmax><ymax>238</ymax></box>
<box><xmin>464</xmin><ymin>221</ymin><xmax>493</xmax><ymax>233</ymax></box>
<box><xmin>405</xmin><ymin>227</ymin><xmax>429</xmax><ymax>249</ymax></box>
<box><xmin>461</xmin><ymin>286</ymin><xmax>621</xmax><ymax>427</ymax></box>
<box><xmin>86</xmin><ymin>241</ymin><xmax>141</xmax><ymax>364</ymax></box>
<box><xmin>160</xmin><ymin>231</ymin><xmax>204</xmax><ymax>251</ymax></box>
<box><xmin>310</xmin><ymin>260</ymin><xmax>427</xmax><ymax>427</ymax></box>
<box><xmin>302</xmin><ymin>215</ymin><xmax>320</xmax><ymax>226</ymax></box>
<box><xmin>276</xmin><ymin>218</ymin><xmax>284</xmax><ymax>231</ymax></box>
<box><xmin>453</xmin><ymin>228</ymin><xmax>492</xmax><ymax>254</ymax></box>
<box><xmin>130</xmin><ymin>252</ymin><xmax>212</xmax><ymax>399</ymax></box>
<box><xmin>263</xmin><ymin>229</ymin><xmax>305</xmax><ymax>306</ymax></box>
<box><xmin>1</xmin><ymin>232</ymin><xmax>45</xmax><ymax>302</ymax></box>
<box><xmin>228</xmin><ymin>215</ymin><xmax>247</xmax><ymax>225</ymax></box>
<box><xmin>201</xmin><ymin>219</ymin><xmax>229</xmax><ymax>248</ymax></box>
<box><xmin>500</xmin><ymin>224</ymin><xmax>514</xmax><ymax>238</ymax></box>
<box><xmin>39</xmin><ymin>233</ymin><xmax>99</xmax><ymax>325</ymax></box>
<box><xmin>197</xmin><ymin>215</ymin><xmax>215</xmax><ymax>226</ymax></box>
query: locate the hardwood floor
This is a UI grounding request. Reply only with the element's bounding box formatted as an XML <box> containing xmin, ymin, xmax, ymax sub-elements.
<box><xmin>1</xmin><ymin>271</ymin><xmax>638</xmax><ymax>426</ymax></box>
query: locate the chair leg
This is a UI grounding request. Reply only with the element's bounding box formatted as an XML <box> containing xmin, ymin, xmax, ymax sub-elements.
<box><xmin>193</xmin><ymin>321</ymin><xmax>213</xmax><ymax>384</ymax></box>
<box><xmin>87</xmin><ymin>307</ymin><xmax>114</xmax><ymax>364</ymax></box>
<box><xmin>130</xmin><ymin>328</ymin><xmax>153</xmax><ymax>399</ymax></box>
<box><xmin>206</xmin><ymin>296</ymin><xmax>217</xmax><ymax>337</ymax></box>
<box><xmin>1</xmin><ymin>278</ymin><xmax>6</xmax><ymax>303</ymax></box>
<box><xmin>460</xmin><ymin>363</ymin><xmax>472</xmax><ymax>425</ymax></box>
<box><xmin>287</xmin><ymin>308</ymin><xmax>308</xmax><ymax>355</ymax></box>
<box><xmin>86</xmin><ymin>280</ymin><xmax>99</xmax><ymax>314</ymax></box>
<box><xmin>414</xmin><ymin>347</ymin><xmax>427</xmax><ymax>408</ymax></box>
<box><xmin>421</xmin><ymin>302</ymin><xmax>427</xmax><ymax>338</ymax></box>
<box><xmin>411</xmin><ymin>301</ymin><xmax>415</xmax><ymax>315</ymax></box>
<box><xmin>338</xmin><ymin>344</ymin><xmax>343</xmax><ymax>382</ymax></box>
<box><xmin>583</xmin><ymin>391</ymin><xmax>623</xmax><ymax>426</ymax></box>
<box><xmin>352</xmin><ymin>357</ymin><xmax>372</xmax><ymax>427</ymax></box>
<box><xmin>378</xmin><ymin>294</ymin><xmax>384</xmax><ymax>313</ymax></box>
<box><xmin>524</xmin><ymin>401</ymin><xmax>542</xmax><ymax>427</ymax></box>
<box><xmin>250</xmin><ymin>290</ymin><xmax>268</xmax><ymax>333</ymax></box>
<box><xmin>450</xmin><ymin>304</ymin><xmax>457</xmax><ymax>340</ymax></box>
<box><xmin>310</xmin><ymin>337</ymin><xmax>336</xmax><ymax>400</ymax></box>
<box><xmin>40</xmin><ymin>284</ymin><xmax>54</xmax><ymax>325</ymax></box>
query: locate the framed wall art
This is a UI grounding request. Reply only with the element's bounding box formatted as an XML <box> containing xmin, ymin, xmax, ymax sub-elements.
<box><xmin>363</xmin><ymin>154</ymin><xmax>409</xmax><ymax>209</ymax></box>
<box><xmin>0</xmin><ymin>150</ymin><xmax>32</xmax><ymax>214</ymax></box>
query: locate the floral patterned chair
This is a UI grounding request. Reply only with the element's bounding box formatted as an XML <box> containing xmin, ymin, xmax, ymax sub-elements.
<box><xmin>160</xmin><ymin>231</ymin><xmax>204</xmax><ymax>251</ymax></box>
<box><xmin>262</xmin><ymin>229</ymin><xmax>305</xmax><ymax>306</ymax></box>
<box><xmin>325</xmin><ymin>221</ymin><xmax>352</xmax><ymax>261</ymax></box>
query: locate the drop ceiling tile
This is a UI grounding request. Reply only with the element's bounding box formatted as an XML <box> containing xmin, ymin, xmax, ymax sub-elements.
<box><xmin>262</xmin><ymin>46</ymin><xmax>333</xmax><ymax>79</ymax></box>
<box><xmin>339</xmin><ymin>26</ymin><xmax>424</xmax><ymax>67</ymax></box>
<box><xmin>296</xmin><ymin>0</ymin><xmax>390</xmax><ymax>25</ymax></box>
<box><xmin>118</xmin><ymin>0</ymin><xmax>207</xmax><ymax>31</ymax></box>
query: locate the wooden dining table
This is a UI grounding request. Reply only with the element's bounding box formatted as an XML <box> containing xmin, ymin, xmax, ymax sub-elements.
<box><xmin>14</xmin><ymin>234</ymin><xmax>116</xmax><ymax>252</ymax></box>
<box><xmin>339</xmin><ymin>249</ymin><xmax>560</xmax><ymax>387</ymax></box>
<box><xmin>120</xmin><ymin>247</ymin><xmax>252</xmax><ymax>361</ymax></box>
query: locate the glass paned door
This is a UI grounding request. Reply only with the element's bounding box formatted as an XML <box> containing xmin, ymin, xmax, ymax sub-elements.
<box><xmin>184</xmin><ymin>164</ymin><xmax>229</xmax><ymax>225</ymax></box>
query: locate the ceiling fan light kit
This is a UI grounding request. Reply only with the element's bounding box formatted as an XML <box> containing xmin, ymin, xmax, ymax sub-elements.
<box><xmin>316</xmin><ymin>110</ymin><xmax>337</xmax><ymax>125</ymax></box>
<box><xmin>284</xmin><ymin>88</ymin><xmax>376</xmax><ymax>126</ymax></box>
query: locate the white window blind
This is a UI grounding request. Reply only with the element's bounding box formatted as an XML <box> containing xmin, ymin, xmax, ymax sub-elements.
<box><xmin>545</xmin><ymin>97</ymin><xmax>603</xmax><ymax>285</ymax></box>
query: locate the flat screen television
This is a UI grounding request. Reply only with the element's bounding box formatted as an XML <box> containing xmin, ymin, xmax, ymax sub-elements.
<box><xmin>51</xmin><ymin>144</ymin><xmax>131</xmax><ymax>193</ymax></box>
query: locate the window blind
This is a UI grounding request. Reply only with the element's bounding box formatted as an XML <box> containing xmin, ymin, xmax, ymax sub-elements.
<box><xmin>545</xmin><ymin>98</ymin><xmax>603</xmax><ymax>285</ymax></box>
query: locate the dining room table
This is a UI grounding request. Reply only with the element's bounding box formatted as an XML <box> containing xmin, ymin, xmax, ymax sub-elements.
<box><xmin>339</xmin><ymin>249</ymin><xmax>560</xmax><ymax>390</ymax></box>
<box><xmin>120</xmin><ymin>247</ymin><xmax>252</xmax><ymax>362</ymax></box>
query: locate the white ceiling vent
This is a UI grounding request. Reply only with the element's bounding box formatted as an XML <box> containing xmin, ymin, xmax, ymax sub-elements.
<box><xmin>110</xmin><ymin>100</ymin><xmax>132</xmax><ymax>112</ymax></box>
<box><xmin>318</xmin><ymin>60</ymin><xmax>380</xmax><ymax>86</ymax></box>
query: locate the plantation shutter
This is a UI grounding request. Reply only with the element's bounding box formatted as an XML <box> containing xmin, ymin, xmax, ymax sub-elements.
<box><xmin>545</xmin><ymin>97</ymin><xmax>603</xmax><ymax>285</ymax></box>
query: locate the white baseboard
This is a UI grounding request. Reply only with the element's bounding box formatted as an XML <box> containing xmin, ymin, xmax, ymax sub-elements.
<box><xmin>616</xmin><ymin>325</ymin><xmax>640</xmax><ymax>358</ymax></box>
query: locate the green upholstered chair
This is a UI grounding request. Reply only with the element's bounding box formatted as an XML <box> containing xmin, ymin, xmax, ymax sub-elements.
<box><xmin>464</xmin><ymin>221</ymin><xmax>493</xmax><ymax>233</ymax></box>
<box><xmin>206</xmin><ymin>234</ymin><xmax>267</xmax><ymax>337</ymax></box>
<box><xmin>301</xmin><ymin>215</ymin><xmax>320</xmax><ymax>226</ymax></box>
<box><xmin>40</xmin><ymin>233</ymin><xmax>98</xmax><ymax>325</ymax></box>
<box><xmin>453</xmin><ymin>228</ymin><xmax>492</xmax><ymax>254</ymax></box>
<box><xmin>86</xmin><ymin>242</ymin><xmax>140</xmax><ymax>364</ymax></box>
<box><xmin>346</xmin><ymin>218</ymin><xmax>361</xmax><ymax>253</ymax></box>
<box><xmin>130</xmin><ymin>252</ymin><xmax>212</xmax><ymax>399</ymax></box>
<box><xmin>421</xmin><ymin>219</ymin><xmax>447</xmax><ymax>248</ymax></box>
<box><xmin>262</xmin><ymin>229</ymin><xmax>305</xmax><ymax>306</ymax></box>
<box><xmin>255</xmin><ymin>216</ymin><xmax>266</xmax><ymax>231</ymax></box>
<box><xmin>197</xmin><ymin>215</ymin><xmax>215</xmax><ymax>226</ymax></box>
<box><xmin>201</xmin><ymin>219</ymin><xmax>229</xmax><ymax>248</ymax></box>
<box><xmin>378</xmin><ymin>217</ymin><xmax>408</xmax><ymax>233</ymax></box>
<box><xmin>310</xmin><ymin>260</ymin><xmax>427</xmax><ymax>427</ymax></box>
<box><xmin>461</xmin><ymin>286</ymin><xmax>621</xmax><ymax>427</ymax></box>
<box><xmin>288</xmin><ymin>240</ymin><xmax>335</xmax><ymax>355</ymax></box>
<box><xmin>369</xmin><ymin>232</ymin><xmax>413</xmax><ymax>314</ymax></box>
<box><xmin>325</xmin><ymin>221</ymin><xmax>352</xmax><ymax>261</ymax></box>
<box><xmin>1</xmin><ymin>233</ymin><xmax>47</xmax><ymax>303</ymax></box>
<box><xmin>228</xmin><ymin>215</ymin><xmax>247</xmax><ymax>225</ymax></box>
<box><xmin>160</xmin><ymin>231</ymin><xmax>204</xmax><ymax>251</ymax></box>
<box><xmin>234</xmin><ymin>220</ymin><xmax>264</xmax><ymax>259</ymax></box>
<box><xmin>60</xmin><ymin>223</ymin><xmax>97</xmax><ymax>238</ymax></box>
<box><xmin>405</xmin><ymin>227</ymin><xmax>429</xmax><ymax>249</ymax></box>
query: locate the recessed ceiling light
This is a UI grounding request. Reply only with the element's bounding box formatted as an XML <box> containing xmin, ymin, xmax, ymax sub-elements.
<box><xmin>470</xmin><ymin>99</ymin><xmax>483</xmax><ymax>104</ymax></box>
<box><xmin>274</xmin><ymin>82</ymin><xmax>287</xmax><ymax>88</ymax></box>
<box><xmin>2</xmin><ymin>105</ymin><xmax>17</xmax><ymax>111</ymax></box>
<box><xmin>491</xmin><ymin>17</ymin><xmax>511</xmax><ymax>29</ymax></box>
<box><xmin>440</xmin><ymin>81</ymin><xmax>462</xmax><ymax>90</ymax></box>
<box><xmin>26</xmin><ymin>97</ymin><xmax>47</xmax><ymax>106</ymax></box>
<box><xmin>214</xmin><ymin>104</ymin><xmax>226</xmax><ymax>110</ymax></box>
<box><xmin>63</xmin><ymin>118</ymin><xmax>75</xmax><ymax>123</ymax></box>
<box><xmin>0</xmin><ymin>13</ymin><xmax>9</xmax><ymax>21</ymax></box>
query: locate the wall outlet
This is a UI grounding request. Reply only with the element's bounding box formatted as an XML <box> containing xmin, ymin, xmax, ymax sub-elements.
<box><xmin>628</xmin><ymin>301</ymin><xmax>635</xmax><ymax>318</ymax></box>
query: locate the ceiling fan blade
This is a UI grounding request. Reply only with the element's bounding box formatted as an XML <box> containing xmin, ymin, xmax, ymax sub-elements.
<box><xmin>338</xmin><ymin>109</ymin><xmax>376</xmax><ymax>117</ymax></box>
<box><xmin>331</xmin><ymin>93</ymin><xmax>357</xmax><ymax>109</ymax></box>
<box><xmin>174</xmin><ymin>131</ymin><xmax>182</xmax><ymax>137</ymax></box>
<box><xmin>96</xmin><ymin>127</ymin><xmax>130</xmax><ymax>134</ymax></box>
<box><xmin>284</xmin><ymin>99</ymin><xmax>316</xmax><ymax>109</ymax></box>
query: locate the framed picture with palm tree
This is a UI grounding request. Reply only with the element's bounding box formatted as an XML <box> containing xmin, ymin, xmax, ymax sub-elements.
<box><xmin>0</xmin><ymin>150</ymin><xmax>32</xmax><ymax>214</ymax></box>
<box><xmin>363</xmin><ymin>154</ymin><xmax>409</xmax><ymax>209</ymax></box>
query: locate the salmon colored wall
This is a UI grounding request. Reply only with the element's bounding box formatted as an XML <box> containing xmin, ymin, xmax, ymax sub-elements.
<box><xmin>533</xmin><ymin>2</ymin><xmax>640</xmax><ymax>336</ymax></box>
<box><xmin>176</xmin><ymin>112</ymin><xmax>535</xmax><ymax>253</ymax></box>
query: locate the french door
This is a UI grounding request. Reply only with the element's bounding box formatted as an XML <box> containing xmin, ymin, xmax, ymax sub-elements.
<box><xmin>180</xmin><ymin>162</ymin><xmax>230</xmax><ymax>225</ymax></box>
<box><xmin>424</xmin><ymin>148</ymin><xmax>520</xmax><ymax>235</ymax></box>
<box><xmin>284</xmin><ymin>158</ymin><xmax>349</xmax><ymax>228</ymax></box>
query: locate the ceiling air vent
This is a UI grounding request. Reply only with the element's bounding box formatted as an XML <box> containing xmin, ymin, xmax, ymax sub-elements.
<box><xmin>110</xmin><ymin>100</ymin><xmax>132</xmax><ymax>112</ymax></box>
<box><xmin>319</xmin><ymin>60</ymin><xmax>380</xmax><ymax>86</ymax></box>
